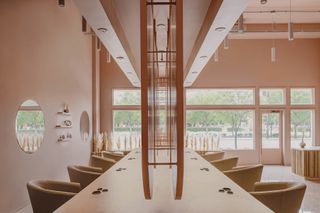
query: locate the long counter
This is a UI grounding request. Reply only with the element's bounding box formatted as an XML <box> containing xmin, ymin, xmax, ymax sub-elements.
<box><xmin>56</xmin><ymin>149</ymin><xmax>272</xmax><ymax>213</ymax></box>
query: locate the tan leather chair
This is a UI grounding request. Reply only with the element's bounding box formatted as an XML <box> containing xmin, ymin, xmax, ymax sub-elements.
<box><xmin>250</xmin><ymin>182</ymin><xmax>306</xmax><ymax>213</ymax></box>
<box><xmin>223</xmin><ymin>164</ymin><xmax>263</xmax><ymax>192</ymax></box>
<box><xmin>102</xmin><ymin>151</ymin><xmax>124</xmax><ymax>161</ymax></box>
<box><xmin>91</xmin><ymin>155</ymin><xmax>116</xmax><ymax>172</ymax></box>
<box><xmin>67</xmin><ymin>165</ymin><xmax>103</xmax><ymax>189</ymax></box>
<box><xmin>210</xmin><ymin>157</ymin><xmax>239</xmax><ymax>171</ymax></box>
<box><xmin>202</xmin><ymin>151</ymin><xmax>225</xmax><ymax>162</ymax></box>
<box><xmin>27</xmin><ymin>180</ymin><xmax>80</xmax><ymax>213</ymax></box>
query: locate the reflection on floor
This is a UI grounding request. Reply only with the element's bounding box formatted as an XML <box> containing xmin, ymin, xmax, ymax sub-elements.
<box><xmin>262</xmin><ymin>166</ymin><xmax>319</xmax><ymax>213</ymax></box>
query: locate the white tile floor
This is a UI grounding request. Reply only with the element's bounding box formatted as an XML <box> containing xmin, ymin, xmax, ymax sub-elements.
<box><xmin>262</xmin><ymin>166</ymin><xmax>320</xmax><ymax>213</ymax></box>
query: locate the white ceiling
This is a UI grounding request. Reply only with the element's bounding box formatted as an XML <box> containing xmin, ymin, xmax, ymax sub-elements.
<box><xmin>111</xmin><ymin>0</ymin><xmax>211</xmax><ymax>72</ymax></box>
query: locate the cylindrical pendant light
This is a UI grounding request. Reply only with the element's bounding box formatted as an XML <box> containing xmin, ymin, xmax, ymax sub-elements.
<box><xmin>223</xmin><ymin>35</ymin><xmax>229</xmax><ymax>50</ymax></box>
<box><xmin>214</xmin><ymin>50</ymin><xmax>219</xmax><ymax>62</ymax></box>
<box><xmin>288</xmin><ymin>0</ymin><xmax>294</xmax><ymax>41</ymax></box>
<box><xmin>271</xmin><ymin>46</ymin><xmax>276</xmax><ymax>63</ymax></box>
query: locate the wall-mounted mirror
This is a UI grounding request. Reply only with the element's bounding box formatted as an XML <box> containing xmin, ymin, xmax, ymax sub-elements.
<box><xmin>15</xmin><ymin>100</ymin><xmax>45</xmax><ymax>153</ymax></box>
<box><xmin>80</xmin><ymin>111</ymin><xmax>90</xmax><ymax>142</ymax></box>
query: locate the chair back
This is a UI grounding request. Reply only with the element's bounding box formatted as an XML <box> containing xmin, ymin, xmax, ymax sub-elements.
<box><xmin>91</xmin><ymin>155</ymin><xmax>116</xmax><ymax>172</ymax></box>
<box><xmin>27</xmin><ymin>180</ymin><xmax>80</xmax><ymax>213</ymax></box>
<box><xmin>211</xmin><ymin>157</ymin><xmax>239</xmax><ymax>171</ymax></box>
<box><xmin>67</xmin><ymin>165</ymin><xmax>103</xmax><ymax>189</ymax></box>
<box><xmin>223</xmin><ymin>164</ymin><xmax>263</xmax><ymax>192</ymax></box>
<box><xmin>202</xmin><ymin>151</ymin><xmax>225</xmax><ymax>162</ymax></box>
<box><xmin>102</xmin><ymin>151</ymin><xmax>124</xmax><ymax>161</ymax></box>
<box><xmin>250</xmin><ymin>182</ymin><xmax>306</xmax><ymax>213</ymax></box>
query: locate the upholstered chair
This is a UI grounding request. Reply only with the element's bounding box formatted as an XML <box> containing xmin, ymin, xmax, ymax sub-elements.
<box><xmin>27</xmin><ymin>180</ymin><xmax>80</xmax><ymax>213</ymax></box>
<box><xmin>102</xmin><ymin>151</ymin><xmax>124</xmax><ymax>161</ymax></box>
<box><xmin>223</xmin><ymin>164</ymin><xmax>263</xmax><ymax>192</ymax></box>
<box><xmin>210</xmin><ymin>157</ymin><xmax>239</xmax><ymax>172</ymax></box>
<box><xmin>91</xmin><ymin>155</ymin><xmax>116</xmax><ymax>172</ymax></box>
<box><xmin>67</xmin><ymin>165</ymin><xmax>103</xmax><ymax>189</ymax></box>
<box><xmin>202</xmin><ymin>151</ymin><xmax>225</xmax><ymax>162</ymax></box>
<box><xmin>250</xmin><ymin>182</ymin><xmax>306</xmax><ymax>213</ymax></box>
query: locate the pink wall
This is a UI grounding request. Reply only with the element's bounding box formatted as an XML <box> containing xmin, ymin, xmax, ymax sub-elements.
<box><xmin>100</xmin><ymin>46</ymin><xmax>135</xmax><ymax>132</ymax></box>
<box><xmin>191</xmin><ymin>39</ymin><xmax>320</xmax><ymax>165</ymax></box>
<box><xmin>0</xmin><ymin>0</ymin><xmax>93</xmax><ymax>212</ymax></box>
<box><xmin>192</xmin><ymin>39</ymin><xmax>320</xmax><ymax>87</ymax></box>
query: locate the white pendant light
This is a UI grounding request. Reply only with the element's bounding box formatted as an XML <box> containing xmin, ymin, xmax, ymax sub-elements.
<box><xmin>214</xmin><ymin>50</ymin><xmax>219</xmax><ymax>62</ymax></box>
<box><xmin>271</xmin><ymin>12</ymin><xmax>276</xmax><ymax>62</ymax></box>
<box><xmin>107</xmin><ymin>51</ymin><xmax>111</xmax><ymax>63</ymax></box>
<box><xmin>288</xmin><ymin>0</ymin><xmax>294</xmax><ymax>41</ymax></box>
<box><xmin>223</xmin><ymin>35</ymin><xmax>229</xmax><ymax>50</ymax></box>
<box><xmin>271</xmin><ymin>46</ymin><xmax>276</xmax><ymax>63</ymax></box>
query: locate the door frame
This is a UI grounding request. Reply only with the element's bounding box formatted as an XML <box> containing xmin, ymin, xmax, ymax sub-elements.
<box><xmin>259</xmin><ymin>109</ymin><xmax>284</xmax><ymax>165</ymax></box>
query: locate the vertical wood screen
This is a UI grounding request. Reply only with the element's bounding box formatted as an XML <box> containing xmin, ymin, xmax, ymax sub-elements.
<box><xmin>140</xmin><ymin>0</ymin><xmax>184</xmax><ymax>200</ymax></box>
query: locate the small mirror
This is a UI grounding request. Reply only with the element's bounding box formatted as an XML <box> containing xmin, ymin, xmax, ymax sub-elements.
<box><xmin>80</xmin><ymin>111</ymin><xmax>90</xmax><ymax>142</ymax></box>
<box><xmin>15</xmin><ymin>100</ymin><xmax>45</xmax><ymax>153</ymax></box>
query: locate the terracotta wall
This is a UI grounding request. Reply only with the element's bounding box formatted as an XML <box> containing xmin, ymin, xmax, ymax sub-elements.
<box><xmin>192</xmin><ymin>39</ymin><xmax>320</xmax><ymax>87</ymax></box>
<box><xmin>191</xmin><ymin>39</ymin><xmax>320</xmax><ymax>164</ymax></box>
<box><xmin>100</xmin><ymin>46</ymin><xmax>135</xmax><ymax>133</ymax></box>
<box><xmin>99</xmin><ymin>38</ymin><xmax>320</xmax><ymax>165</ymax></box>
<box><xmin>0</xmin><ymin>0</ymin><xmax>93</xmax><ymax>212</ymax></box>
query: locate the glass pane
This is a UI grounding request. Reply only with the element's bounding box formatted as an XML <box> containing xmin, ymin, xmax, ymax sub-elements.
<box><xmin>186</xmin><ymin>110</ymin><xmax>254</xmax><ymax>150</ymax></box>
<box><xmin>16</xmin><ymin>100</ymin><xmax>45</xmax><ymax>154</ymax></box>
<box><xmin>262</xmin><ymin>113</ymin><xmax>280</xmax><ymax>149</ymax></box>
<box><xmin>290</xmin><ymin>110</ymin><xmax>313</xmax><ymax>148</ymax></box>
<box><xmin>186</xmin><ymin>89</ymin><xmax>254</xmax><ymax>105</ymax></box>
<box><xmin>260</xmin><ymin>89</ymin><xmax>285</xmax><ymax>105</ymax></box>
<box><xmin>291</xmin><ymin>88</ymin><xmax>314</xmax><ymax>105</ymax></box>
<box><xmin>112</xmin><ymin>110</ymin><xmax>141</xmax><ymax>151</ymax></box>
<box><xmin>113</xmin><ymin>90</ymin><xmax>141</xmax><ymax>105</ymax></box>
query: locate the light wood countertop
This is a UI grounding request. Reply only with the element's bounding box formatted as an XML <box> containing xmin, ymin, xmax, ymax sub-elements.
<box><xmin>56</xmin><ymin>149</ymin><xmax>272</xmax><ymax>213</ymax></box>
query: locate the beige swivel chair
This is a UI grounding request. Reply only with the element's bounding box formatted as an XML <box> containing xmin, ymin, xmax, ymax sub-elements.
<box><xmin>223</xmin><ymin>164</ymin><xmax>263</xmax><ymax>192</ymax></box>
<box><xmin>250</xmin><ymin>182</ymin><xmax>306</xmax><ymax>213</ymax></box>
<box><xmin>210</xmin><ymin>157</ymin><xmax>239</xmax><ymax>172</ymax></box>
<box><xmin>202</xmin><ymin>151</ymin><xmax>225</xmax><ymax>162</ymax></box>
<box><xmin>102</xmin><ymin>151</ymin><xmax>124</xmax><ymax>161</ymax></box>
<box><xmin>27</xmin><ymin>180</ymin><xmax>80</xmax><ymax>213</ymax></box>
<box><xmin>91</xmin><ymin>155</ymin><xmax>116</xmax><ymax>172</ymax></box>
<box><xmin>67</xmin><ymin>165</ymin><xmax>103</xmax><ymax>189</ymax></box>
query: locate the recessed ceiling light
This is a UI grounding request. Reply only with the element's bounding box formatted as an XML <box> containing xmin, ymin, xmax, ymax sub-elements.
<box><xmin>192</xmin><ymin>72</ymin><xmax>197</xmax><ymax>74</ymax></box>
<box><xmin>116</xmin><ymin>56</ymin><xmax>124</xmax><ymax>60</ymax></box>
<box><xmin>186</xmin><ymin>82</ymin><xmax>191</xmax><ymax>84</ymax></box>
<box><xmin>157</xmin><ymin>23</ymin><xmax>166</xmax><ymax>28</ymax></box>
<box><xmin>97</xmin><ymin>27</ymin><xmax>108</xmax><ymax>33</ymax></box>
<box><xmin>260</xmin><ymin>0</ymin><xmax>267</xmax><ymax>5</ymax></box>
<box><xmin>200</xmin><ymin>55</ymin><xmax>207</xmax><ymax>59</ymax></box>
<box><xmin>215</xmin><ymin>27</ymin><xmax>226</xmax><ymax>32</ymax></box>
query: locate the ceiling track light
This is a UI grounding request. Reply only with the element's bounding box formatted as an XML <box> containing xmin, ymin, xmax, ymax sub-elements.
<box><xmin>58</xmin><ymin>0</ymin><xmax>65</xmax><ymax>7</ymax></box>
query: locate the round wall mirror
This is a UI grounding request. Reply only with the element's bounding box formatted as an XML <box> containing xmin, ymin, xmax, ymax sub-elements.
<box><xmin>15</xmin><ymin>100</ymin><xmax>45</xmax><ymax>153</ymax></box>
<box><xmin>80</xmin><ymin>111</ymin><xmax>90</xmax><ymax>142</ymax></box>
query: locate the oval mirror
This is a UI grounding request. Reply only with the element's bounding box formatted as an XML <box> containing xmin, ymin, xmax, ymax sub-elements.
<box><xmin>15</xmin><ymin>100</ymin><xmax>45</xmax><ymax>153</ymax></box>
<box><xmin>80</xmin><ymin>111</ymin><xmax>90</xmax><ymax>142</ymax></box>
